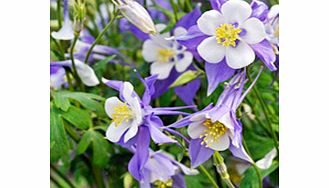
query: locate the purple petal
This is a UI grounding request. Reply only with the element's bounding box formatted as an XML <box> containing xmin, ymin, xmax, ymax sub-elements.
<box><xmin>141</xmin><ymin>75</ymin><xmax>158</xmax><ymax>105</ymax></box>
<box><xmin>174</xmin><ymin>78</ymin><xmax>201</xmax><ymax>108</ymax></box>
<box><xmin>146</xmin><ymin>115</ymin><xmax>177</xmax><ymax>144</ymax></box>
<box><xmin>210</xmin><ymin>0</ymin><xmax>228</xmax><ymax>12</ymax></box>
<box><xmin>250</xmin><ymin>0</ymin><xmax>269</xmax><ymax>22</ymax></box>
<box><xmin>189</xmin><ymin>138</ymin><xmax>214</xmax><ymax>168</ymax></box>
<box><xmin>175</xmin><ymin>5</ymin><xmax>201</xmax><ymax>30</ymax></box>
<box><xmin>205</xmin><ymin>60</ymin><xmax>236</xmax><ymax>96</ymax></box>
<box><xmin>250</xmin><ymin>40</ymin><xmax>277</xmax><ymax>71</ymax></box>
<box><xmin>172</xmin><ymin>173</ymin><xmax>187</xmax><ymax>188</ymax></box>
<box><xmin>128</xmin><ymin>126</ymin><xmax>150</xmax><ymax>181</ymax></box>
<box><xmin>130</xmin><ymin>24</ymin><xmax>150</xmax><ymax>41</ymax></box>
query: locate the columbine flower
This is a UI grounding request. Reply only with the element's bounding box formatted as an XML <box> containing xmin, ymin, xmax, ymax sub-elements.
<box><xmin>50</xmin><ymin>59</ymin><xmax>100</xmax><ymax>87</ymax></box>
<box><xmin>142</xmin><ymin>24</ymin><xmax>193</xmax><ymax>80</ymax></box>
<box><xmin>50</xmin><ymin>66</ymin><xmax>67</xmax><ymax>90</ymax></box>
<box><xmin>103</xmin><ymin>74</ymin><xmax>193</xmax><ymax>144</ymax></box>
<box><xmin>177</xmin><ymin>0</ymin><xmax>277</xmax><ymax>95</ymax></box>
<box><xmin>196</xmin><ymin>0</ymin><xmax>265</xmax><ymax>68</ymax></box>
<box><xmin>168</xmin><ymin>69</ymin><xmax>263</xmax><ymax>167</ymax></box>
<box><xmin>137</xmin><ymin>150</ymin><xmax>198</xmax><ymax>188</ymax></box>
<box><xmin>114</xmin><ymin>0</ymin><xmax>156</xmax><ymax>34</ymax></box>
<box><xmin>51</xmin><ymin>0</ymin><xmax>74</xmax><ymax>40</ymax></box>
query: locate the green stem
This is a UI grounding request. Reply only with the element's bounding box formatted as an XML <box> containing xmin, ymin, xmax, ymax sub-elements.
<box><xmin>213</xmin><ymin>152</ymin><xmax>235</xmax><ymax>188</ymax></box>
<box><xmin>51</xmin><ymin>36</ymin><xmax>65</xmax><ymax>59</ymax></box>
<box><xmin>64</xmin><ymin>68</ymin><xmax>74</xmax><ymax>91</ymax></box>
<box><xmin>57</xmin><ymin>0</ymin><xmax>62</xmax><ymax>28</ymax></box>
<box><xmin>84</xmin><ymin>13</ymin><xmax>117</xmax><ymax>64</ymax></box>
<box><xmin>92</xmin><ymin>165</ymin><xmax>106</xmax><ymax>188</ymax></box>
<box><xmin>242</xmin><ymin>139</ymin><xmax>262</xmax><ymax>188</ymax></box>
<box><xmin>50</xmin><ymin>164</ymin><xmax>76</xmax><ymax>188</ymax></box>
<box><xmin>50</xmin><ymin>174</ymin><xmax>61</xmax><ymax>187</ymax></box>
<box><xmin>246</xmin><ymin>66</ymin><xmax>279</xmax><ymax>152</ymax></box>
<box><xmin>199</xmin><ymin>164</ymin><xmax>219</xmax><ymax>188</ymax></box>
<box><xmin>70</xmin><ymin>34</ymin><xmax>85</xmax><ymax>91</ymax></box>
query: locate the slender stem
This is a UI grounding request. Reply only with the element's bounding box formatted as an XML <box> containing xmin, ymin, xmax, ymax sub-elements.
<box><xmin>213</xmin><ymin>152</ymin><xmax>235</xmax><ymax>188</ymax></box>
<box><xmin>242</xmin><ymin>139</ymin><xmax>262</xmax><ymax>188</ymax></box>
<box><xmin>84</xmin><ymin>13</ymin><xmax>117</xmax><ymax>64</ymax></box>
<box><xmin>51</xmin><ymin>36</ymin><xmax>65</xmax><ymax>59</ymax></box>
<box><xmin>50</xmin><ymin>174</ymin><xmax>61</xmax><ymax>187</ymax></box>
<box><xmin>64</xmin><ymin>68</ymin><xmax>74</xmax><ymax>91</ymax></box>
<box><xmin>70</xmin><ymin>34</ymin><xmax>85</xmax><ymax>91</ymax></box>
<box><xmin>199</xmin><ymin>164</ymin><xmax>220</xmax><ymax>188</ymax></box>
<box><xmin>246</xmin><ymin>66</ymin><xmax>279</xmax><ymax>152</ymax></box>
<box><xmin>57</xmin><ymin>0</ymin><xmax>62</xmax><ymax>28</ymax></box>
<box><xmin>50</xmin><ymin>164</ymin><xmax>76</xmax><ymax>188</ymax></box>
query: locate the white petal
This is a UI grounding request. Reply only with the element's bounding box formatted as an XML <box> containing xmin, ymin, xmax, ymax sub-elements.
<box><xmin>124</xmin><ymin>121</ymin><xmax>139</xmax><ymax>142</ymax></box>
<box><xmin>256</xmin><ymin>148</ymin><xmax>277</xmax><ymax>169</ymax></box>
<box><xmin>218</xmin><ymin>113</ymin><xmax>234</xmax><ymax>130</ymax></box>
<box><xmin>75</xmin><ymin>60</ymin><xmax>100</xmax><ymax>86</ymax></box>
<box><xmin>240</xmin><ymin>18</ymin><xmax>266</xmax><ymax>44</ymax></box>
<box><xmin>187</xmin><ymin>121</ymin><xmax>206</xmax><ymax>139</ymax></box>
<box><xmin>176</xmin><ymin>163</ymin><xmax>199</xmax><ymax>175</ymax></box>
<box><xmin>190</xmin><ymin>113</ymin><xmax>206</xmax><ymax>122</ymax></box>
<box><xmin>150</xmin><ymin>62</ymin><xmax>175</xmax><ymax>80</ymax></box>
<box><xmin>208</xmin><ymin>133</ymin><xmax>230</xmax><ymax>151</ymax></box>
<box><xmin>174</xmin><ymin>27</ymin><xmax>187</xmax><ymax>37</ymax></box>
<box><xmin>142</xmin><ymin>40</ymin><xmax>160</xmax><ymax>62</ymax></box>
<box><xmin>51</xmin><ymin>21</ymin><xmax>74</xmax><ymax>40</ymax></box>
<box><xmin>221</xmin><ymin>0</ymin><xmax>252</xmax><ymax>24</ymax></box>
<box><xmin>226</xmin><ymin>41</ymin><xmax>255</xmax><ymax>69</ymax></box>
<box><xmin>197</xmin><ymin>36</ymin><xmax>226</xmax><ymax>63</ymax></box>
<box><xmin>154</xmin><ymin>23</ymin><xmax>170</xmax><ymax>38</ymax></box>
<box><xmin>197</xmin><ymin>10</ymin><xmax>225</xmax><ymax>36</ymax></box>
<box><xmin>104</xmin><ymin>97</ymin><xmax>123</xmax><ymax>118</ymax></box>
<box><xmin>175</xmin><ymin>52</ymin><xmax>193</xmax><ymax>72</ymax></box>
<box><xmin>106</xmin><ymin>122</ymin><xmax>131</xmax><ymax>142</ymax></box>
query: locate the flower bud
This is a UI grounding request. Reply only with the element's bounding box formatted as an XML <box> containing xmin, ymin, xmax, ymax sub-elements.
<box><xmin>116</xmin><ymin>0</ymin><xmax>156</xmax><ymax>34</ymax></box>
<box><xmin>73</xmin><ymin>0</ymin><xmax>86</xmax><ymax>33</ymax></box>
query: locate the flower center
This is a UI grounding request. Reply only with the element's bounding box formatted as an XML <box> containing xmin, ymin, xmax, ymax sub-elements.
<box><xmin>154</xmin><ymin>179</ymin><xmax>173</xmax><ymax>188</ymax></box>
<box><xmin>215</xmin><ymin>23</ymin><xmax>242</xmax><ymax>47</ymax></box>
<box><xmin>157</xmin><ymin>48</ymin><xmax>175</xmax><ymax>63</ymax></box>
<box><xmin>200</xmin><ymin>119</ymin><xmax>228</xmax><ymax>147</ymax></box>
<box><xmin>112</xmin><ymin>103</ymin><xmax>133</xmax><ymax>126</ymax></box>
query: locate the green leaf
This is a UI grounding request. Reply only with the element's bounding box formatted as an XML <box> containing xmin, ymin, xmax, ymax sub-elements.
<box><xmin>61</xmin><ymin>106</ymin><xmax>92</xmax><ymax>130</ymax></box>
<box><xmin>92</xmin><ymin>55</ymin><xmax>116</xmax><ymax>79</ymax></box>
<box><xmin>52</xmin><ymin>92</ymin><xmax>71</xmax><ymax>111</ymax></box>
<box><xmin>244</xmin><ymin>131</ymin><xmax>275</xmax><ymax>160</ymax></box>
<box><xmin>50</xmin><ymin>105</ymin><xmax>70</xmax><ymax>163</ymax></box>
<box><xmin>77</xmin><ymin>131</ymin><xmax>93</xmax><ymax>154</ymax></box>
<box><xmin>170</xmin><ymin>70</ymin><xmax>200</xmax><ymax>88</ymax></box>
<box><xmin>239</xmin><ymin>161</ymin><xmax>279</xmax><ymax>188</ymax></box>
<box><xmin>76</xmin><ymin>130</ymin><xmax>110</xmax><ymax>167</ymax></box>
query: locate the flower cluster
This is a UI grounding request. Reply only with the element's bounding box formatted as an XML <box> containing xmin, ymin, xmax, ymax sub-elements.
<box><xmin>50</xmin><ymin>0</ymin><xmax>279</xmax><ymax>187</ymax></box>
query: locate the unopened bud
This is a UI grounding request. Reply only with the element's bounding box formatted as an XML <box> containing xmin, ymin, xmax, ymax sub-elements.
<box><xmin>73</xmin><ymin>0</ymin><xmax>86</xmax><ymax>33</ymax></box>
<box><xmin>116</xmin><ymin>0</ymin><xmax>156</xmax><ymax>34</ymax></box>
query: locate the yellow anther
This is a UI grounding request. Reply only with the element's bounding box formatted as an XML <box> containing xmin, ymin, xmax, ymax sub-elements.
<box><xmin>154</xmin><ymin>179</ymin><xmax>173</xmax><ymax>188</ymax></box>
<box><xmin>215</xmin><ymin>23</ymin><xmax>242</xmax><ymax>47</ymax></box>
<box><xmin>157</xmin><ymin>48</ymin><xmax>175</xmax><ymax>63</ymax></box>
<box><xmin>112</xmin><ymin>103</ymin><xmax>133</xmax><ymax>126</ymax></box>
<box><xmin>200</xmin><ymin>119</ymin><xmax>228</xmax><ymax>147</ymax></box>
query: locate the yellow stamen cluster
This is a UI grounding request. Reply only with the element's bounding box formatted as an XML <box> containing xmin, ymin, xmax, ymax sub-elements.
<box><xmin>157</xmin><ymin>48</ymin><xmax>175</xmax><ymax>63</ymax></box>
<box><xmin>154</xmin><ymin>179</ymin><xmax>173</xmax><ymax>188</ymax></box>
<box><xmin>112</xmin><ymin>103</ymin><xmax>133</xmax><ymax>126</ymax></box>
<box><xmin>215</xmin><ymin>23</ymin><xmax>242</xmax><ymax>47</ymax></box>
<box><xmin>200</xmin><ymin>119</ymin><xmax>228</xmax><ymax>147</ymax></box>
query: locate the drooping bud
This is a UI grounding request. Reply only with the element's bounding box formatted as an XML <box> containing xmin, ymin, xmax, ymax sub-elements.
<box><xmin>115</xmin><ymin>0</ymin><xmax>156</xmax><ymax>34</ymax></box>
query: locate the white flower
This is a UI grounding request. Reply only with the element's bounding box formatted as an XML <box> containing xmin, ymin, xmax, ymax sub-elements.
<box><xmin>105</xmin><ymin>82</ymin><xmax>143</xmax><ymax>143</ymax></box>
<box><xmin>187</xmin><ymin>112</ymin><xmax>235</xmax><ymax>151</ymax></box>
<box><xmin>142</xmin><ymin>24</ymin><xmax>193</xmax><ymax>80</ymax></box>
<box><xmin>196</xmin><ymin>0</ymin><xmax>266</xmax><ymax>69</ymax></box>
<box><xmin>116</xmin><ymin>0</ymin><xmax>156</xmax><ymax>34</ymax></box>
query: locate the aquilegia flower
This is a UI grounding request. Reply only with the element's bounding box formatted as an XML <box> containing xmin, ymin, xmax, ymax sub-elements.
<box><xmin>196</xmin><ymin>0</ymin><xmax>265</xmax><ymax>68</ymax></box>
<box><xmin>168</xmin><ymin>68</ymin><xmax>263</xmax><ymax>167</ymax></box>
<box><xmin>51</xmin><ymin>0</ymin><xmax>74</xmax><ymax>40</ymax></box>
<box><xmin>142</xmin><ymin>24</ymin><xmax>193</xmax><ymax>80</ymax></box>
<box><xmin>138</xmin><ymin>150</ymin><xmax>198</xmax><ymax>188</ymax></box>
<box><xmin>103</xmin><ymin>74</ymin><xmax>193</xmax><ymax>144</ymax></box>
<box><xmin>264</xmin><ymin>4</ymin><xmax>279</xmax><ymax>52</ymax></box>
<box><xmin>50</xmin><ymin>59</ymin><xmax>100</xmax><ymax>87</ymax></box>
